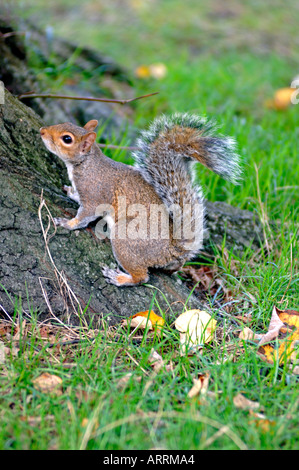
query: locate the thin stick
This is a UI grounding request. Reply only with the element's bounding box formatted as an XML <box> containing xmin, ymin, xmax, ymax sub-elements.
<box><xmin>0</xmin><ymin>302</ymin><xmax>17</xmax><ymax>326</ymax></box>
<box><xmin>17</xmin><ymin>91</ymin><xmax>159</xmax><ymax>105</ymax></box>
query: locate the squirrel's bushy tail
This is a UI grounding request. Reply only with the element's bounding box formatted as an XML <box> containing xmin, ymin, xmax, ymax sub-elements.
<box><xmin>133</xmin><ymin>113</ymin><xmax>241</xmax><ymax>254</ymax></box>
<box><xmin>134</xmin><ymin>112</ymin><xmax>241</xmax><ymax>184</ymax></box>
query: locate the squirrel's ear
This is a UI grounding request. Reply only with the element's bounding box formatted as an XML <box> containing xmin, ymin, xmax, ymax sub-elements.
<box><xmin>80</xmin><ymin>132</ymin><xmax>97</xmax><ymax>153</ymax></box>
<box><xmin>84</xmin><ymin>120</ymin><xmax>98</xmax><ymax>131</ymax></box>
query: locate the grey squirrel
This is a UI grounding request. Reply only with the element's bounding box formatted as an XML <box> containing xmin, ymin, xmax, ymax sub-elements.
<box><xmin>40</xmin><ymin>113</ymin><xmax>241</xmax><ymax>287</ymax></box>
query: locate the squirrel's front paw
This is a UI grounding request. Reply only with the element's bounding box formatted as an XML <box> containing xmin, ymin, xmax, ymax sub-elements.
<box><xmin>54</xmin><ymin>217</ymin><xmax>73</xmax><ymax>229</ymax></box>
<box><xmin>62</xmin><ymin>185</ymin><xmax>71</xmax><ymax>193</ymax></box>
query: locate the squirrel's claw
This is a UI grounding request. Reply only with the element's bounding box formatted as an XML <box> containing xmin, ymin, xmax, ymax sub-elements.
<box><xmin>54</xmin><ymin>217</ymin><xmax>67</xmax><ymax>227</ymax></box>
<box><xmin>102</xmin><ymin>266</ymin><xmax>121</xmax><ymax>286</ymax></box>
<box><xmin>54</xmin><ymin>217</ymin><xmax>75</xmax><ymax>229</ymax></box>
<box><xmin>102</xmin><ymin>266</ymin><xmax>134</xmax><ymax>287</ymax></box>
<box><xmin>102</xmin><ymin>266</ymin><xmax>147</xmax><ymax>287</ymax></box>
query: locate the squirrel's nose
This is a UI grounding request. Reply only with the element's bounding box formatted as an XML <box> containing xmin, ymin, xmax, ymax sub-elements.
<box><xmin>40</xmin><ymin>127</ymin><xmax>46</xmax><ymax>136</ymax></box>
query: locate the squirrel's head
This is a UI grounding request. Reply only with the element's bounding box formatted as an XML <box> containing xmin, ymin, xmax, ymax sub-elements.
<box><xmin>40</xmin><ymin>120</ymin><xmax>98</xmax><ymax>162</ymax></box>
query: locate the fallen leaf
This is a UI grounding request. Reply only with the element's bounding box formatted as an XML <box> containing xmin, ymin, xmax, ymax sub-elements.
<box><xmin>0</xmin><ymin>341</ymin><xmax>5</xmax><ymax>364</ymax></box>
<box><xmin>149</xmin><ymin>63</ymin><xmax>167</xmax><ymax>79</ymax></box>
<box><xmin>291</xmin><ymin>365</ymin><xmax>299</xmax><ymax>375</ymax></box>
<box><xmin>238</xmin><ymin>327</ymin><xmax>261</xmax><ymax>342</ymax></box>
<box><xmin>39</xmin><ymin>325</ymin><xmax>56</xmax><ymax>342</ymax></box>
<box><xmin>20</xmin><ymin>415</ymin><xmax>55</xmax><ymax>426</ymax></box>
<box><xmin>257</xmin><ymin>305</ymin><xmax>284</xmax><ymax>346</ymax></box>
<box><xmin>266</xmin><ymin>87</ymin><xmax>296</xmax><ymax>110</ymax></box>
<box><xmin>135</xmin><ymin>63</ymin><xmax>167</xmax><ymax>79</ymax></box>
<box><xmin>123</xmin><ymin>310</ymin><xmax>165</xmax><ymax>331</ymax></box>
<box><xmin>278</xmin><ymin>308</ymin><xmax>299</xmax><ymax>333</ymax></box>
<box><xmin>116</xmin><ymin>372</ymin><xmax>142</xmax><ymax>389</ymax></box>
<box><xmin>187</xmin><ymin>371</ymin><xmax>210</xmax><ymax>399</ymax></box>
<box><xmin>13</xmin><ymin>319</ymin><xmax>26</xmax><ymax>341</ymax></box>
<box><xmin>175</xmin><ymin>309</ymin><xmax>217</xmax><ymax>351</ymax></box>
<box><xmin>32</xmin><ymin>372</ymin><xmax>63</xmax><ymax>396</ymax></box>
<box><xmin>135</xmin><ymin>65</ymin><xmax>151</xmax><ymax>79</ymax></box>
<box><xmin>248</xmin><ymin>410</ymin><xmax>276</xmax><ymax>433</ymax></box>
<box><xmin>148</xmin><ymin>349</ymin><xmax>164</xmax><ymax>371</ymax></box>
<box><xmin>147</xmin><ymin>348</ymin><xmax>173</xmax><ymax>372</ymax></box>
<box><xmin>0</xmin><ymin>323</ymin><xmax>12</xmax><ymax>338</ymax></box>
<box><xmin>235</xmin><ymin>314</ymin><xmax>253</xmax><ymax>324</ymax></box>
<box><xmin>257</xmin><ymin>306</ymin><xmax>299</xmax><ymax>365</ymax></box>
<box><xmin>233</xmin><ymin>393</ymin><xmax>260</xmax><ymax>410</ymax></box>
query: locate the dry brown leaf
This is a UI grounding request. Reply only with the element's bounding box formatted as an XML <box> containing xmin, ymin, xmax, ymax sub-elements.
<box><xmin>148</xmin><ymin>349</ymin><xmax>164</xmax><ymax>371</ymax></box>
<box><xmin>257</xmin><ymin>305</ymin><xmax>285</xmax><ymax>346</ymax></box>
<box><xmin>233</xmin><ymin>393</ymin><xmax>260</xmax><ymax>410</ymax></box>
<box><xmin>116</xmin><ymin>372</ymin><xmax>142</xmax><ymax>389</ymax></box>
<box><xmin>238</xmin><ymin>327</ymin><xmax>262</xmax><ymax>342</ymax></box>
<box><xmin>235</xmin><ymin>314</ymin><xmax>253</xmax><ymax>324</ymax></box>
<box><xmin>32</xmin><ymin>372</ymin><xmax>63</xmax><ymax>396</ymax></box>
<box><xmin>183</xmin><ymin>265</ymin><xmax>225</xmax><ymax>294</ymax></box>
<box><xmin>147</xmin><ymin>348</ymin><xmax>173</xmax><ymax>373</ymax></box>
<box><xmin>257</xmin><ymin>306</ymin><xmax>299</xmax><ymax>365</ymax></box>
<box><xmin>39</xmin><ymin>325</ymin><xmax>56</xmax><ymax>342</ymax></box>
<box><xmin>0</xmin><ymin>323</ymin><xmax>12</xmax><ymax>338</ymax></box>
<box><xmin>248</xmin><ymin>410</ymin><xmax>276</xmax><ymax>433</ymax></box>
<box><xmin>13</xmin><ymin>319</ymin><xmax>27</xmax><ymax>341</ymax></box>
<box><xmin>187</xmin><ymin>372</ymin><xmax>210</xmax><ymax>399</ymax></box>
<box><xmin>20</xmin><ymin>415</ymin><xmax>55</xmax><ymax>426</ymax></box>
<box><xmin>0</xmin><ymin>341</ymin><xmax>5</xmax><ymax>364</ymax></box>
<box><xmin>239</xmin><ymin>305</ymin><xmax>299</xmax><ymax>366</ymax></box>
<box><xmin>4</xmin><ymin>344</ymin><xmax>19</xmax><ymax>357</ymax></box>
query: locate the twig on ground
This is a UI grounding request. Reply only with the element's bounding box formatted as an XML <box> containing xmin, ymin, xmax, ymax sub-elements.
<box><xmin>0</xmin><ymin>302</ymin><xmax>17</xmax><ymax>326</ymax></box>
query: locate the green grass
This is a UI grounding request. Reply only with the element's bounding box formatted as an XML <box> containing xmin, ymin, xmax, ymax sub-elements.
<box><xmin>1</xmin><ymin>307</ymin><xmax>298</xmax><ymax>450</ymax></box>
<box><xmin>1</xmin><ymin>0</ymin><xmax>299</xmax><ymax>450</ymax></box>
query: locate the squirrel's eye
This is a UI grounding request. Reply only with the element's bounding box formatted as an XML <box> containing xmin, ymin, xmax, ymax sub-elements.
<box><xmin>62</xmin><ymin>135</ymin><xmax>73</xmax><ymax>144</ymax></box>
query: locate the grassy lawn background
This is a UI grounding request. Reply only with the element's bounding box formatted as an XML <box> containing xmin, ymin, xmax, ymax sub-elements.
<box><xmin>1</xmin><ymin>0</ymin><xmax>298</xmax><ymax>450</ymax></box>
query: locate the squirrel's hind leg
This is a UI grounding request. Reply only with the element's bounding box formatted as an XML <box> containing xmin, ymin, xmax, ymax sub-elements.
<box><xmin>102</xmin><ymin>237</ymin><xmax>150</xmax><ymax>287</ymax></box>
<box><xmin>102</xmin><ymin>267</ymin><xmax>149</xmax><ymax>287</ymax></box>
